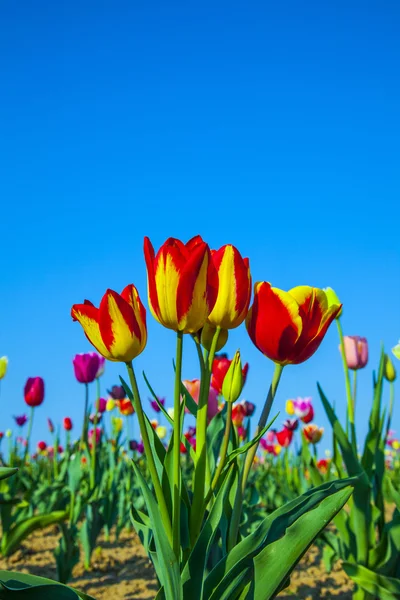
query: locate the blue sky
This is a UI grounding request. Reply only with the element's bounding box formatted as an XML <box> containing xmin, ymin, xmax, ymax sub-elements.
<box><xmin>1</xmin><ymin>1</ymin><xmax>399</xmax><ymax>453</ymax></box>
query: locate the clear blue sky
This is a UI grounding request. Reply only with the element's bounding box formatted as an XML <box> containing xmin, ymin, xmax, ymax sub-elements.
<box><xmin>1</xmin><ymin>1</ymin><xmax>399</xmax><ymax>452</ymax></box>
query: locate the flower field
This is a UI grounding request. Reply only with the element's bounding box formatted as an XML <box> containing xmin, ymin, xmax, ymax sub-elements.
<box><xmin>0</xmin><ymin>236</ymin><xmax>399</xmax><ymax>600</ymax></box>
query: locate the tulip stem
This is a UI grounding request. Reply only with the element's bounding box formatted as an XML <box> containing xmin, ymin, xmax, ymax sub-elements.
<box><xmin>125</xmin><ymin>361</ymin><xmax>173</xmax><ymax>545</ymax></box>
<box><xmin>336</xmin><ymin>319</ymin><xmax>357</xmax><ymax>452</ymax></box>
<box><xmin>81</xmin><ymin>383</ymin><xmax>89</xmax><ymax>448</ymax></box>
<box><xmin>353</xmin><ymin>371</ymin><xmax>357</xmax><ymax>413</ymax></box>
<box><xmin>24</xmin><ymin>407</ymin><xmax>35</xmax><ymax>464</ymax></box>
<box><xmin>241</xmin><ymin>363</ymin><xmax>284</xmax><ymax>494</ymax></box>
<box><xmin>190</xmin><ymin>326</ymin><xmax>220</xmax><ymax>545</ymax></box>
<box><xmin>90</xmin><ymin>380</ymin><xmax>100</xmax><ymax>489</ymax></box>
<box><xmin>173</xmin><ymin>331</ymin><xmax>184</xmax><ymax>560</ymax></box>
<box><xmin>385</xmin><ymin>381</ymin><xmax>394</xmax><ymax>443</ymax></box>
<box><xmin>205</xmin><ymin>401</ymin><xmax>233</xmax><ymax>505</ymax></box>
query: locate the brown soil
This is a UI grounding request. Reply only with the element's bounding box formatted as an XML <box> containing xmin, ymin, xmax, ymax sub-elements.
<box><xmin>0</xmin><ymin>527</ymin><xmax>353</xmax><ymax>599</ymax></box>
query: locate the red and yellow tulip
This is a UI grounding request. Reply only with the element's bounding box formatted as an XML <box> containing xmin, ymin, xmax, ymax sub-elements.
<box><xmin>246</xmin><ymin>283</ymin><xmax>341</xmax><ymax>365</ymax></box>
<box><xmin>71</xmin><ymin>284</ymin><xmax>147</xmax><ymax>362</ymax></box>
<box><xmin>144</xmin><ymin>236</ymin><xmax>218</xmax><ymax>333</ymax></box>
<box><xmin>208</xmin><ymin>244</ymin><xmax>251</xmax><ymax>329</ymax></box>
<box><xmin>303</xmin><ymin>424</ymin><xmax>324</xmax><ymax>444</ymax></box>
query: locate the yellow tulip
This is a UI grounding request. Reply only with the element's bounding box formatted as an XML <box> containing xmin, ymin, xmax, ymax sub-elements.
<box><xmin>0</xmin><ymin>357</ymin><xmax>8</xmax><ymax>380</ymax></box>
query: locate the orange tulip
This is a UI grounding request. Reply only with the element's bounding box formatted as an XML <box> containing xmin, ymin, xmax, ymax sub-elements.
<box><xmin>144</xmin><ymin>236</ymin><xmax>218</xmax><ymax>333</ymax></box>
<box><xmin>246</xmin><ymin>283</ymin><xmax>341</xmax><ymax>365</ymax></box>
<box><xmin>303</xmin><ymin>424</ymin><xmax>324</xmax><ymax>444</ymax></box>
<box><xmin>118</xmin><ymin>398</ymin><xmax>135</xmax><ymax>416</ymax></box>
<box><xmin>71</xmin><ymin>284</ymin><xmax>147</xmax><ymax>362</ymax></box>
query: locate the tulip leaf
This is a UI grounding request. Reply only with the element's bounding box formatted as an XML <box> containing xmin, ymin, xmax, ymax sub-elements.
<box><xmin>0</xmin><ymin>469</ymin><xmax>18</xmax><ymax>482</ymax></box>
<box><xmin>0</xmin><ymin>572</ymin><xmax>96</xmax><ymax>600</ymax></box>
<box><xmin>142</xmin><ymin>371</ymin><xmax>174</xmax><ymax>426</ymax></box>
<box><xmin>343</xmin><ymin>562</ymin><xmax>400</xmax><ymax>599</ymax></box>
<box><xmin>130</xmin><ymin>460</ymin><xmax>182</xmax><ymax>599</ymax></box>
<box><xmin>222</xmin><ymin>413</ymin><xmax>279</xmax><ymax>470</ymax></box>
<box><xmin>1</xmin><ymin>510</ymin><xmax>68</xmax><ymax>557</ymax></box>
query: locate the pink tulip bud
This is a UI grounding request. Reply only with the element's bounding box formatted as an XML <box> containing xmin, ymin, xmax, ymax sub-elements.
<box><xmin>341</xmin><ymin>336</ymin><xmax>368</xmax><ymax>370</ymax></box>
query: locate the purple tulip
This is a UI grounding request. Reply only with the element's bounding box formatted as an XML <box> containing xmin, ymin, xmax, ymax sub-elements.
<box><xmin>97</xmin><ymin>398</ymin><xmax>107</xmax><ymax>413</ymax></box>
<box><xmin>47</xmin><ymin>418</ymin><xmax>55</xmax><ymax>433</ymax></box>
<box><xmin>73</xmin><ymin>353</ymin><xmax>100</xmax><ymax>384</ymax></box>
<box><xmin>129</xmin><ymin>440</ymin><xmax>138</xmax><ymax>451</ymax></box>
<box><xmin>242</xmin><ymin>401</ymin><xmax>256</xmax><ymax>417</ymax></box>
<box><xmin>95</xmin><ymin>356</ymin><xmax>106</xmax><ymax>378</ymax></box>
<box><xmin>107</xmin><ymin>385</ymin><xmax>126</xmax><ymax>400</ymax></box>
<box><xmin>137</xmin><ymin>441</ymin><xmax>144</xmax><ymax>454</ymax></box>
<box><xmin>283</xmin><ymin>418</ymin><xmax>298</xmax><ymax>431</ymax></box>
<box><xmin>14</xmin><ymin>414</ymin><xmax>28</xmax><ymax>427</ymax></box>
<box><xmin>150</xmin><ymin>397</ymin><xmax>165</xmax><ymax>413</ymax></box>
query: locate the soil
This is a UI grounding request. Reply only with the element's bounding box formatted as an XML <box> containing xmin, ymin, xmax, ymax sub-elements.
<box><xmin>0</xmin><ymin>526</ymin><xmax>353</xmax><ymax>599</ymax></box>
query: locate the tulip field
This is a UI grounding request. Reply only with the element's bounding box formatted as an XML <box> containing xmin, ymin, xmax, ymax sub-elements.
<box><xmin>0</xmin><ymin>236</ymin><xmax>399</xmax><ymax>600</ymax></box>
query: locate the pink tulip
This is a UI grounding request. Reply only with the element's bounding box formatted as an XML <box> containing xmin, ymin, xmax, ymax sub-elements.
<box><xmin>341</xmin><ymin>336</ymin><xmax>368</xmax><ymax>370</ymax></box>
<box><xmin>182</xmin><ymin>379</ymin><xmax>219</xmax><ymax>422</ymax></box>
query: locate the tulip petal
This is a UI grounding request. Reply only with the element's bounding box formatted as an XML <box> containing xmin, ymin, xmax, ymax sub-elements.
<box><xmin>120</xmin><ymin>284</ymin><xmax>147</xmax><ymax>346</ymax></box>
<box><xmin>246</xmin><ymin>282</ymin><xmax>303</xmax><ymax>364</ymax></box>
<box><xmin>176</xmin><ymin>243</ymin><xmax>213</xmax><ymax>332</ymax></box>
<box><xmin>99</xmin><ymin>290</ymin><xmax>143</xmax><ymax>361</ymax></box>
<box><xmin>71</xmin><ymin>303</ymin><xmax>113</xmax><ymax>359</ymax></box>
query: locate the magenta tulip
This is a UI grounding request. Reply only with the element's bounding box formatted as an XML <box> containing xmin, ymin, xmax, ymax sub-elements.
<box><xmin>73</xmin><ymin>353</ymin><xmax>100</xmax><ymax>384</ymax></box>
<box><xmin>24</xmin><ymin>377</ymin><xmax>45</xmax><ymax>407</ymax></box>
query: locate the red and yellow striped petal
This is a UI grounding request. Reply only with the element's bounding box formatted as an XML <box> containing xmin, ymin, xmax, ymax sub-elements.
<box><xmin>120</xmin><ymin>284</ymin><xmax>147</xmax><ymax>351</ymax></box>
<box><xmin>246</xmin><ymin>282</ymin><xmax>302</xmax><ymax>365</ymax></box>
<box><xmin>71</xmin><ymin>303</ymin><xmax>114</xmax><ymax>360</ymax></box>
<box><xmin>208</xmin><ymin>245</ymin><xmax>251</xmax><ymax>329</ymax></box>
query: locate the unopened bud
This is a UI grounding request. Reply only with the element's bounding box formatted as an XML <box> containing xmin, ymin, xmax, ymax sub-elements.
<box><xmin>222</xmin><ymin>350</ymin><xmax>243</xmax><ymax>403</ymax></box>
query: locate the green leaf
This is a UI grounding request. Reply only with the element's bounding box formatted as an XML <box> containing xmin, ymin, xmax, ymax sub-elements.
<box><xmin>343</xmin><ymin>562</ymin><xmax>400</xmax><ymax>599</ymax></box>
<box><xmin>131</xmin><ymin>460</ymin><xmax>182</xmax><ymax>600</ymax></box>
<box><xmin>0</xmin><ymin>469</ymin><xmax>18</xmax><ymax>482</ymax></box>
<box><xmin>181</xmin><ymin>468</ymin><xmax>234</xmax><ymax>599</ymax></box>
<box><xmin>253</xmin><ymin>485</ymin><xmax>354</xmax><ymax>598</ymax></box>
<box><xmin>143</xmin><ymin>371</ymin><xmax>174</xmax><ymax>426</ymax></box>
<box><xmin>1</xmin><ymin>511</ymin><xmax>68</xmax><ymax>557</ymax></box>
<box><xmin>223</xmin><ymin>414</ymin><xmax>278</xmax><ymax>469</ymax></box>
<box><xmin>0</xmin><ymin>572</ymin><xmax>96</xmax><ymax>600</ymax></box>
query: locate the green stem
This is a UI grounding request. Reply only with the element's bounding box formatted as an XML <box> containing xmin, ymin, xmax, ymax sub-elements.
<box><xmin>173</xmin><ymin>331</ymin><xmax>184</xmax><ymax>559</ymax></box>
<box><xmin>80</xmin><ymin>383</ymin><xmax>89</xmax><ymax>447</ymax></box>
<box><xmin>229</xmin><ymin>363</ymin><xmax>283</xmax><ymax>550</ymax></box>
<box><xmin>125</xmin><ymin>361</ymin><xmax>173</xmax><ymax>545</ymax></box>
<box><xmin>337</xmin><ymin>319</ymin><xmax>357</xmax><ymax>451</ymax></box>
<box><xmin>24</xmin><ymin>407</ymin><xmax>35</xmax><ymax>463</ymax></box>
<box><xmin>190</xmin><ymin>326</ymin><xmax>220</xmax><ymax>544</ymax></box>
<box><xmin>385</xmin><ymin>381</ymin><xmax>395</xmax><ymax>442</ymax></box>
<box><xmin>205</xmin><ymin>400</ymin><xmax>232</xmax><ymax>505</ymax></box>
<box><xmin>353</xmin><ymin>370</ymin><xmax>357</xmax><ymax>414</ymax></box>
<box><xmin>90</xmin><ymin>380</ymin><xmax>100</xmax><ymax>489</ymax></box>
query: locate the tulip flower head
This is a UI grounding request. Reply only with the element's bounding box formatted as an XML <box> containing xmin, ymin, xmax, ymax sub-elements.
<box><xmin>144</xmin><ymin>235</ymin><xmax>218</xmax><ymax>333</ymax></box>
<box><xmin>96</xmin><ymin>398</ymin><xmax>107</xmax><ymax>413</ymax></box>
<box><xmin>317</xmin><ymin>458</ymin><xmax>330</xmax><ymax>473</ymax></box>
<box><xmin>118</xmin><ymin>398</ymin><xmax>135</xmax><ymax>416</ymax></box>
<box><xmin>182</xmin><ymin>379</ymin><xmax>219</xmax><ymax>422</ymax></box>
<box><xmin>246</xmin><ymin>284</ymin><xmax>341</xmax><ymax>365</ymax></box>
<box><xmin>276</xmin><ymin>427</ymin><xmax>293</xmax><ymax>447</ymax></box>
<box><xmin>37</xmin><ymin>440</ymin><xmax>47</xmax><ymax>452</ymax></box>
<box><xmin>63</xmin><ymin>417</ymin><xmax>73</xmax><ymax>431</ymax></box>
<box><xmin>211</xmin><ymin>354</ymin><xmax>249</xmax><ymax>395</ymax></box>
<box><xmin>283</xmin><ymin>418</ymin><xmax>298</xmax><ymax>431</ymax></box>
<box><xmin>242</xmin><ymin>400</ymin><xmax>256</xmax><ymax>417</ymax></box>
<box><xmin>324</xmin><ymin>287</ymin><xmax>342</xmax><ymax>318</ymax></box>
<box><xmin>71</xmin><ymin>284</ymin><xmax>147</xmax><ymax>362</ymax></box>
<box><xmin>207</xmin><ymin>244</ymin><xmax>252</xmax><ymax>329</ymax></box>
<box><xmin>232</xmin><ymin>402</ymin><xmax>246</xmax><ymax>427</ymax></box>
<box><xmin>72</xmin><ymin>353</ymin><xmax>100</xmax><ymax>384</ymax></box>
<box><xmin>107</xmin><ymin>385</ymin><xmax>126</xmax><ymax>400</ymax></box>
<box><xmin>14</xmin><ymin>414</ymin><xmax>28</xmax><ymax>427</ymax></box>
<box><xmin>341</xmin><ymin>336</ymin><xmax>368</xmax><ymax>370</ymax></box>
<box><xmin>88</xmin><ymin>427</ymin><xmax>102</xmax><ymax>447</ymax></box>
<box><xmin>47</xmin><ymin>418</ymin><xmax>55</xmax><ymax>433</ymax></box>
<box><xmin>199</xmin><ymin>323</ymin><xmax>228</xmax><ymax>352</ymax></box>
<box><xmin>303</xmin><ymin>424</ymin><xmax>324</xmax><ymax>444</ymax></box>
<box><xmin>392</xmin><ymin>341</ymin><xmax>400</xmax><ymax>361</ymax></box>
<box><xmin>221</xmin><ymin>351</ymin><xmax>244</xmax><ymax>404</ymax></box>
<box><xmin>156</xmin><ymin>425</ymin><xmax>167</xmax><ymax>439</ymax></box>
<box><xmin>24</xmin><ymin>377</ymin><xmax>45</xmax><ymax>407</ymax></box>
<box><xmin>111</xmin><ymin>417</ymin><xmax>123</xmax><ymax>433</ymax></box>
<box><xmin>383</xmin><ymin>354</ymin><xmax>397</xmax><ymax>382</ymax></box>
<box><xmin>150</xmin><ymin>397</ymin><xmax>165</xmax><ymax>413</ymax></box>
<box><xmin>0</xmin><ymin>357</ymin><xmax>8</xmax><ymax>380</ymax></box>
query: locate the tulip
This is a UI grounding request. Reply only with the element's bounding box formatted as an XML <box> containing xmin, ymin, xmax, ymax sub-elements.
<box><xmin>137</xmin><ymin>441</ymin><xmax>144</xmax><ymax>454</ymax></box>
<box><xmin>63</xmin><ymin>417</ymin><xmax>73</xmax><ymax>431</ymax></box>
<box><xmin>276</xmin><ymin>427</ymin><xmax>293</xmax><ymax>447</ymax></box>
<box><xmin>0</xmin><ymin>432</ymin><xmax>3</xmax><ymax>440</ymax></box>
<box><xmin>283</xmin><ymin>418</ymin><xmax>298</xmax><ymax>431</ymax></box>
<box><xmin>242</xmin><ymin>400</ymin><xmax>256</xmax><ymax>417</ymax></box>
<box><xmin>317</xmin><ymin>458</ymin><xmax>330</xmax><ymax>473</ymax></box>
<box><xmin>106</xmin><ymin>399</ymin><xmax>116</xmax><ymax>411</ymax></box>
<box><xmin>207</xmin><ymin>244</ymin><xmax>251</xmax><ymax>329</ymax></box>
<box><xmin>232</xmin><ymin>403</ymin><xmax>246</xmax><ymax>427</ymax></box>
<box><xmin>246</xmin><ymin>284</ymin><xmax>341</xmax><ymax>365</ymax></box>
<box><xmin>118</xmin><ymin>398</ymin><xmax>135</xmax><ymax>416</ymax></box>
<box><xmin>324</xmin><ymin>287</ymin><xmax>342</xmax><ymax>318</ymax></box>
<box><xmin>187</xmin><ymin>426</ymin><xmax>196</xmax><ymax>438</ymax></box>
<box><xmin>144</xmin><ymin>235</ymin><xmax>218</xmax><ymax>333</ymax></box>
<box><xmin>303</xmin><ymin>424</ymin><xmax>324</xmax><ymax>444</ymax></box>
<box><xmin>88</xmin><ymin>427</ymin><xmax>102</xmax><ymax>447</ymax></box>
<box><xmin>150</xmin><ymin>397</ymin><xmax>165</xmax><ymax>413</ymax></box>
<box><xmin>24</xmin><ymin>377</ymin><xmax>45</xmax><ymax>407</ymax></box>
<box><xmin>89</xmin><ymin>412</ymin><xmax>103</xmax><ymax>424</ymax></box>
<box><xmin>14</xmin><ymin>414</ymin><xmax>28</xmax><ymax>427</ymax></box>
<box><xmin>107</xmin><ymin>385</ymin><xmax>126</xmax><ymax>400</ymax></box>
<box><xmin>221</xmin><ymin>351</ymin><xmax>244</xmax><ymax>404</ymax></box>
<box><xmin>211</xmin><ymin>354</ymin><xmax>249</xmax><ymax>395</ymax></box>
<box><xmin>72</xmin><ymin>353</ymin><xmax>100</xmax><ymax>384</ymax></box>
<box><xmin>5</xmin><ymin>429</ymin><xmax>12</xmax><ymax>438</ymax></box>
<box><xmin>182</xmin><ymin>379</ymin><xmax>219</xmax><ymax>422</ymax></box>
<box><xmin>341</xmin><ymin>336</ymin><xmax>368</xmax><ymax>370</ymax></box>
<box><xmin>71</xmin><ymin>284</ymin><xmax>147</xmax><ymax>362</ymax></box>
<box><xmin>156</xmin><ymin>425</ymin><xmax>167</xmax><ymax>439</ymax></box>
<box><xmin>37</xmin><ymin>441</ymin><xmax>47</xmax><ymax>452</ymax></box>
<box><xmin>47</xmin><ymin>418</ymin><xmax>55</xmax><ymax>433</ymax></box>
<box><xmin>237</xmin><ymin>426</ymin><xmax>246</xmax><ymax>440</ymax></box>
<box><xmin>0</xmin><ymin>356</ymin><xmax>8</xmax><ymax>380</ymax></box>
<box><xmin>96</xmin><ymin>398</ymin><xmax>107</xmax><ymax>413</ymax></box>
<box><xmin>150</xmin><ymin>419</ymin><xmax>158</xmax><ymax>429</ymax></box>
<box><xmin>285</xmin><ymin>399</ymin><xmax>295</xmax><ymax>415</ymax></box>
<box><xmin>384</xmin><ymin>354</ymin><xmax>396</xmax><ymax>382</ymax></box>
<box><xmin>392</xmin><ymin>341</ymin><xmax>400</xmax><ymax>361</ymax></box>
<box><xmin>199</xmin><ymin>323</ymin><xmax>228</xmax><ymax>352</ymax></box>
<box><xmin>111</xmin><ymin>417</ymin><xmax>123</xmax><ymax>433</ymax></box>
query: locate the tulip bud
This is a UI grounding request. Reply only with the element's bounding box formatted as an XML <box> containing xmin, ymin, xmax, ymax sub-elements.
<box><xmin>200</xmin><ymin>323</ymin><xmax>228</xmax><ymax>352</ymax></box>
<box><xmin>5</xmin><ymin>429</ymin><xmax>12</xmax><ymax>438</ymax></box>
<box><xmin>47</xmin><ymin>418</ymin><xmax>54</xmax><ymax>433</ymax></box>
<box><xmin>392</xmin><ymin>341</ymin><xmax>400</xmax><ymax>361</ymax></box>
<box><xmin>384</xmin><ymin>354</ymin><xmax>396</xmax><ymax>382</ymax></box>
<box><xmin>324</xmin><ymin>287</ymin><xmax>342</xmax><ymax>318</ymax></box>
<box><xmin>222</xmin><ymin>350</ymin><xmax>244</xmax><ymax>403</ymax></box>
<box><xmin>156</xmin><ymin>425</ymin><xmax>167</xmax><ymax>439</ymax></box>
<box><xmin>0</xmin><ymin>357</ymin><xmax>8</xmax><ymax>380</ymax></box>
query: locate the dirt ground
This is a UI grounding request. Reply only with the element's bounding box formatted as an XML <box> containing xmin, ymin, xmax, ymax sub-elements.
<box><xmin>0</xmin><ymin>526</ymin><xmax>353</xmax><ymax>599</ymax></box>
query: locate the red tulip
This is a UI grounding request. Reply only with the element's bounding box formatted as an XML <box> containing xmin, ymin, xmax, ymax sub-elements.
<box><xmin>37</xmin><ymin>441</ymin><xmax>47</xmax><ymax>452</ymax></box>
<box><xmin>63</xmin><ymin>417</ymin><xmax>73</xmax><ymax>431</ymax></box>
<box><xmin>246</xmin><ymin>284</ymin><xmax>341</xmax><ymax>365</ymax></box>
<box><xmin>24</xmin><ymin>377</ymin><xmax>45</xmax><ymax>407</ymax></box>
<box><xmin>276</xmin><ymin>427</ymin><xmax>293</xmax><ymax>447</ymax></box>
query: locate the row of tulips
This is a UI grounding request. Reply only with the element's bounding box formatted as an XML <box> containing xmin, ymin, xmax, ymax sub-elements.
<box><xmin>0</xmin><ymin>234</ymin><xmax>398</xmax><ymax>600</ymax></box>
